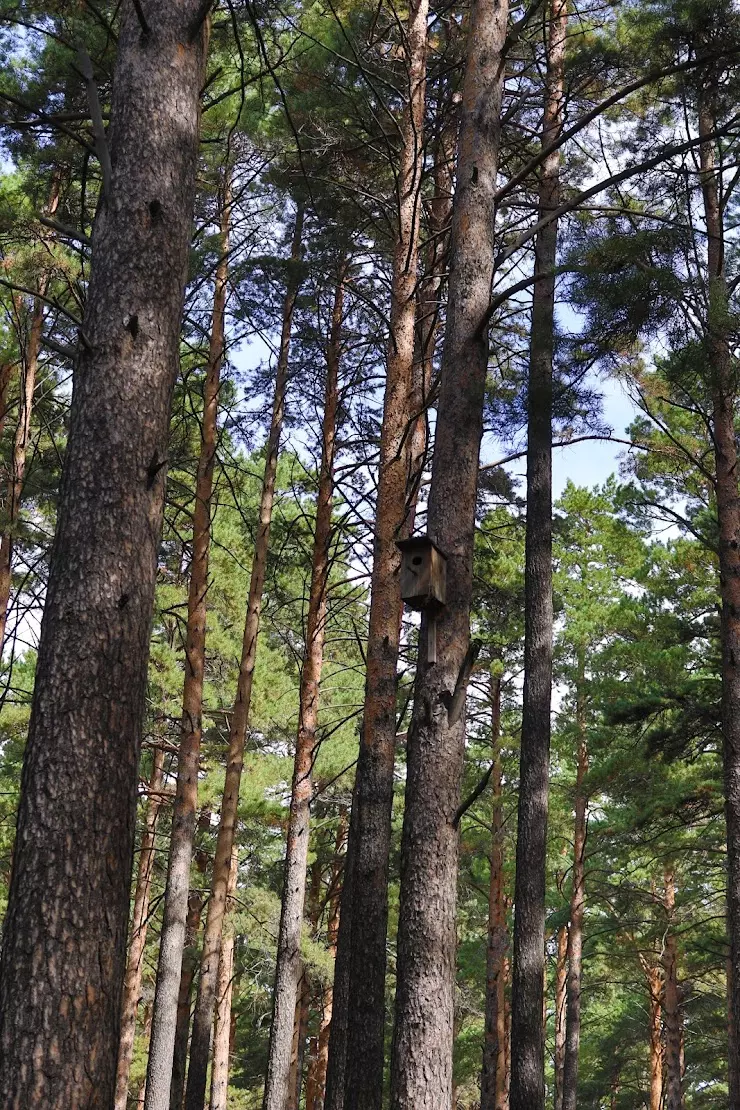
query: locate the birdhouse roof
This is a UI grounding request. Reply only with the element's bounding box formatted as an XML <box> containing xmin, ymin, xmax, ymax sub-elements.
<box><xmin>395</xmin><ymin>535</ymin><xmax>447</xmax><ymax>560</ymax></box>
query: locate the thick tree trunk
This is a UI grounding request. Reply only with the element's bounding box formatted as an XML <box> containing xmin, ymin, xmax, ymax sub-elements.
<box><xmin>0</xmin><ymin>8</ymin><xmax>206</xmax><ymax>1106</ymax></box>
<box><xmin>663</xmin><ymin>868</ymin><xmax>683</xmax><ymax>1110</ymax></box>
<box><xmin>115</xmin><ymin>747</ymin><xmax>167</xmax><ymax>1110</ymax></box>
<box><xmin>261</xmin><ymin>266</ymin><xmax>344</xmax><ymax>1110</ymax></box>
<box><xmin>389</xmin><ymin>0</ymin><xmax>509</xmax><ymax>1105</ymax></box>
<box><xmin>509</xmin><ymin>3</ymin><xmax>566</xmax><ymax>1107</ymax></box>
<box><xmin>341</xmin><ymin>5</ymin><xmax>430</xmax><ymax>1106</ymax></box>
<box><xmin>209</xmin><ymin>846</ymin><xmax>239</xmax><ymax>1110</ymax></box>
<box><xmin>182</xmin><ymin>207</ymin><xmax>304</xmax><ymax>1110</ymax></box>
<box><xmin>145</xmin><ymin>167</ymin><xmax>231</xmax><ymax>1110</ymax></box>
<box><xmin>481</xmin><ymin>675</ymin><xmax>509</xmax><ymax>1110</ymax></box>
<box><xmin>562</xmin><ymin>652</ymin><xmax>587</xmax><ymax>1110</ymax></box>
<box><xmin>698</xmin><ymin>87</ymin><xmax>740</xmax><ymax>1108</ymax></box>
<box><xmin>0</xmin><ymin>180</ymin><xmax>60</xmax><ymax>650</ymax></box>
<box><xmin>553</xmin><ymin>926</ymin><xmax>568</xmax><ymax>1110</ymax></box>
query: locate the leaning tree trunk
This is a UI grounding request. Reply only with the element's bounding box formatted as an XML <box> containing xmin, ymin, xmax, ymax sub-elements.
<box><xmin>698</xmin><ymin>83</ymin><xmax>740</xmax><ymax>1109</ymax></box>
<box><xmin>562</xmin><ymin>648</ymin><xmax>588</xmax><ymax>1110</ymax></box>
<box><xmin>509</xmin><ymin>2</ymin><xmax>566</xmax><ymax>1107</ymax></box>
<box><xmin>115</xmin><ymin>747</ymin><xmax>167</xmax><ymax>1110</ymax></box>
<box><xmin>0</xmin><ymin>179</ymin><xmax>60</xmax><ymax>650</ymax></box>
<box><xmin>261</xmin><ymin>267</ymin><xmax>344</xmax><ymax>1110</ymax></box>
<box><xmin>145</xmin><ymin>166</ymin><xmax>231</xmax><ymax>1110</ymax></box>
<box><xmin>209</xmin><ymin>846</ymin><xmax>239</xmax><ymax>1110</ymax></box>
<box><xmin>0</xmin><ymin>8</ymin><xmax>207</xmax><ymax>1106</ymax></box>
<box><xmin>663</xmin><ymin>867</ymin><xmax>684</xmax><ymax>1110</ymax></box>
<box><xmin>340</xmin><ymin>4</ymin><xmax>431</xmax><ymax>1106</ymax></box>
<box><xmin>553</xmin><ymin>926</ymin><xmax>568</xmax><ymax>1110</ymax></box>
<box><xmin>388</xmin><ymin>0</ymin><xmax>509</xmax><ymax>1104</ymax></box>
<box><xmin>481</xmin><ymin>674</ymin><xmax>509</xmax><ymax>1110</ymax></box>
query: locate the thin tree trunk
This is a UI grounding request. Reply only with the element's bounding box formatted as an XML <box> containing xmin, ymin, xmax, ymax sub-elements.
<box><xmin>115</xmin><ymin>747</ymin><xmax>167</xmax><ymax>1110</ymax></box>
<box><xmin>341</xmin><ymin>3</ymin><xmax>431</xmax><ymax>1105</ymax></box>
<box><xmin>0</xmin><ymin>179</ymin><xmax>60</xmax><ymax>650</ymax></box>
<box><xmin>509</xmin><ymin>2</ymin><xmax>566</xmax><ymax>1107</ymax></box>
<box><xmin>389</xmin><ymin>0</ymin><xmax>509</xmax><ymax>1104</ymax></box>
<box><xmin>553</xmin><ymin>926</ymin><xmax>568</xmax><ymax>1110</ymax></box>
<box><xmin>209</xmin><ymin>846</ymin><xmax>239</xmax><ymax>1110</ymax></box>
<box><xmin>698</xmin><ymin>84</ymin><xmax>740</xmax><ymax>1109</ymax></box>
<box><xmin>145</xmin><ymin>166</ymin><xmax>231</xmax><ymax>1110</ymax></box>
<box><xmin>644</xmin><ymin>961</ymin><xmax>663</xmax><ymax>1110</ymax></box>
<box><xmin>324</xmin><ymin>796</ymin><xmax>356</xmax><ymax>1110</ymax></box>
<box><xmin>261</xmin><ymin>264</ymin><xmax>344</xmax><ymax>1110</ymax></box>
<box><xmin>182</xmin><ymin>206</ymin><xmax>304</xmax><ymax>1110</ymax></box>
<box><xmin>171</xmin><ymin>810</ymin><xmax>215</xmax><ymax>1110</ymax></box>
<box><xmin>307</xmin><ymin>815</ymin><xmax>346</xmax><ymax>1110</ymax></box>
<box><xmin>663</xmin><ymin>868</ymin><xmax>683</xmax><ymax>1110</ymax></box>
<box><xmin>0</xmin><ymin>9</ymin><xmax>207</xmax><ymax>1106</ymax></box>
<box><xmin>481</xmin><ymin>675</ymin><xmax>509</xmax><ymax>1110</ymax></box>
<box><xmin>288</xmin><ymin>971</ymin><xmax>311</xmax><ymax>1110</ymax></box>
<box><xmin>562</xmin><ymin>649</ymin><xmax>588</xmax><ymax>1110</ymax></box>
<box><xmin>137</xmin><ymin>1006</ymin><xmax>155</xmax><ymax>1109</ymax></box>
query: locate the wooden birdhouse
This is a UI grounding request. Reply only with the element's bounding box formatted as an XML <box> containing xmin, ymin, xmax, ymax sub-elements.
<box><xmin>396</xmin><ymin>535</ymin><xmax>447</xmax><ymax>612</ymax></box>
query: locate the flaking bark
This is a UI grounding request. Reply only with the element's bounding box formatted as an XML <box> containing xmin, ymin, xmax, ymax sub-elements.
<box><xmin>389</xmin><ymin>0</ymin><xmax>509</xmax><ymax>1104</ymax></box>
<box><xmin>0</xmin><ymin>6</ymin><xmax>207</xmax><ymax>1105</ymax></box>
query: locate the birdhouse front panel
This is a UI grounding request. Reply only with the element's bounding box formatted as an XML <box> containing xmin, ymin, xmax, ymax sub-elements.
<box><xmin>397</xmin><ymin>536</ymin><xmax>447</xmax><ymax>611</ymax></box>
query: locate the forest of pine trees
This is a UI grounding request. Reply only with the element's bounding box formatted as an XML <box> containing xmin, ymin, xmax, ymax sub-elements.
<box><xmin>2</xmin><ymin>0</ymin><xmax>740</xmax><ymax>1107</ymax></box>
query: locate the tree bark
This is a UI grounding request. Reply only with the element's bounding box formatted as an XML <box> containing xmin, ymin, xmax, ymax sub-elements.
<box><xmin>509</xmin><ymin>2</ymin><xmax>566</xmax><ymax>1107</ymax></box>
<box><xmin>0</xmin><ymin>179</ymin><xmax>60</xmax><ymax>650</ymax></box>
<box><xmin>288</xmin><ymin>970</ymin><xmax>311</xmax><ymax>1110</ymax></box>
<box><xmin>562</xmin><ymin>649</ymin><xmax>587</xmax><ymax>1110</ymax></box>
<box><xmin>698</xmin><ymin>84</ymin><xmax>740</xmax><ymax>1109</ymax></box>
<box><xmin>324</xmin><ymin>796</ymin><xmax>357</xmax><ymax>1110</ymax></box>
<box><xmin>481</xmin><ymin>675</ymin><xmax>509</xmax><ymax>1110</ymax></box>
<box><xmin>644</xmin><ymin>960</ymin><xmax>663</xmax><ymax>1110</ymax></box>
<box><xmin>553</xmin><ymin>926</ymin><xmax>568</xmax><ymax>1110</ymax></box>
<box><xmin>0</xmin><ymin>8</ymin><xmax>207</xmax><ymax>1107</ymax></box>
<box><xmin>145</xmin><ymin>164</ymin><xmax>231</xmax><ymax>1110</ymax></box>
<box><xmin>341</xmin><ymin>5</ymin><xmax>431</xmax><ymax>1106</ymax></box>
<box><xmin>115</xmin><ymin>747</ymin><xmax>167</xmax><ymax>1110</ymax></box>
<box><xmin>306</xmin><ymin>815</ymin><xmax>346</xmax><ymax>1110</ymax></box>
<box><xmin>182</xmin><ymin>205</ymin><xmax>304</xmax><ymax>1110</ymax></box>
<box><xmin>209</xmin><ymin>846</ymin><xmax>239</xmax><ymax>1110</ymax></box>
<box><xmin>171</xmin><ymin>810</ymin><xmax>214</xmax><ymax>1110</ymax></box>
<box><xmin>261</xmin><ymin>264</ymin><xmax>344</xmax><ymax>1110</ymax></box>
<box><xmin>663</xmin><ymin>868</ymin><xmax>684</xmax><ymax>1110</ymax></box>
<box><xmin>388</xmin><ymin>0</ymin><xmax>509</xmax><ymax>1104</ymax></box>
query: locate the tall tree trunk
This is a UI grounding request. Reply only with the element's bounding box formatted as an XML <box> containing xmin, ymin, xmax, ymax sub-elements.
<box><xmin>0</xmin><ymin>9</ymin><xmax>207</xmax><ymax>1106</ymax></box>
<box><xmin>324</xmin><ymin>798</ymin><xmax>356</xmax><ymax>1110</ymax></box>
<box><xmin>209</xmin><ymin>846</ymin><xmax>239</xmax><ymax>1110</ymax></box>
<box><xmin>562</xmin><ymin>649</ymin><xmax>588</xmax><ymax>1110</ymax></box>
<box><xmin>698</xmin><ymin>84</ymin><xmax>740</xmax><ymax>1109</ymax></box>
<box><xmin>663</xmin><ymin>868</ymin><xmax>683</xmax><ymax>1110</ymax></box>
<box><xmin>0</xmin><ymin>179</ymin><xmax>60</xmax><ymax>650</ymax></box>
<box><xmin>182</xmin><ymin>206</ymin><xmax>305</xmax><ymax>1110</ymax></box>
<box><xmin>509</xmin><ymin>2</ymin><xmax>566</xmax><ymax>1107</ymax></box>
<box><xmin>307</xmin><ymin>815</ymin><xmax>346</xmax><ymax>1110</ymax></box>
<box><xmin>145</xmin><ymin>166</ymin><xmax>231</xmax><ymax>1110</ymax></box>
<box><xmin>644</xmin><ymin>961</ymin><xmax>663</xmax><ymax>1110</ymax></box>
<box><xmin>288</xmin><ymin>971</ymin><xmax>311</xmax><ymax>1110</ymax></box>
<box><xmin>341</xmin><ymin>4</ymin><xmax>430</xmax><ymax>1106</ymax></box>
<box><xmin>137</xmin><ymin>1005</ymin><xmax>155</xmax><ymax>1109</ymax></box>
<box><xmin>261</xmin><ymin>265</ymin><xmax>344</xmax><ymax>1110</ymax></box>
<box><xmin>481</xmin><ymin>675</ymin><xmax>509</xmax><ymax>1110</ymax></box>
<box><xmin>171</xmin><ymin>811</ymin><xmax>216</xmax><ymax>1110</ymax></box>
<box><xmin>115</xmin><ymin>747</ymin><xmax>167</xmax><ymax>1110</ymax></box>
<box><xmin>553</xmin><ymin>926</ymin><xmax>568</xmax><ymax>1110</ymax></box>
<box><xmin>389</xmin><ymin>0</ymin><xmax>509</xmax><ymax>1104</ymax></box>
